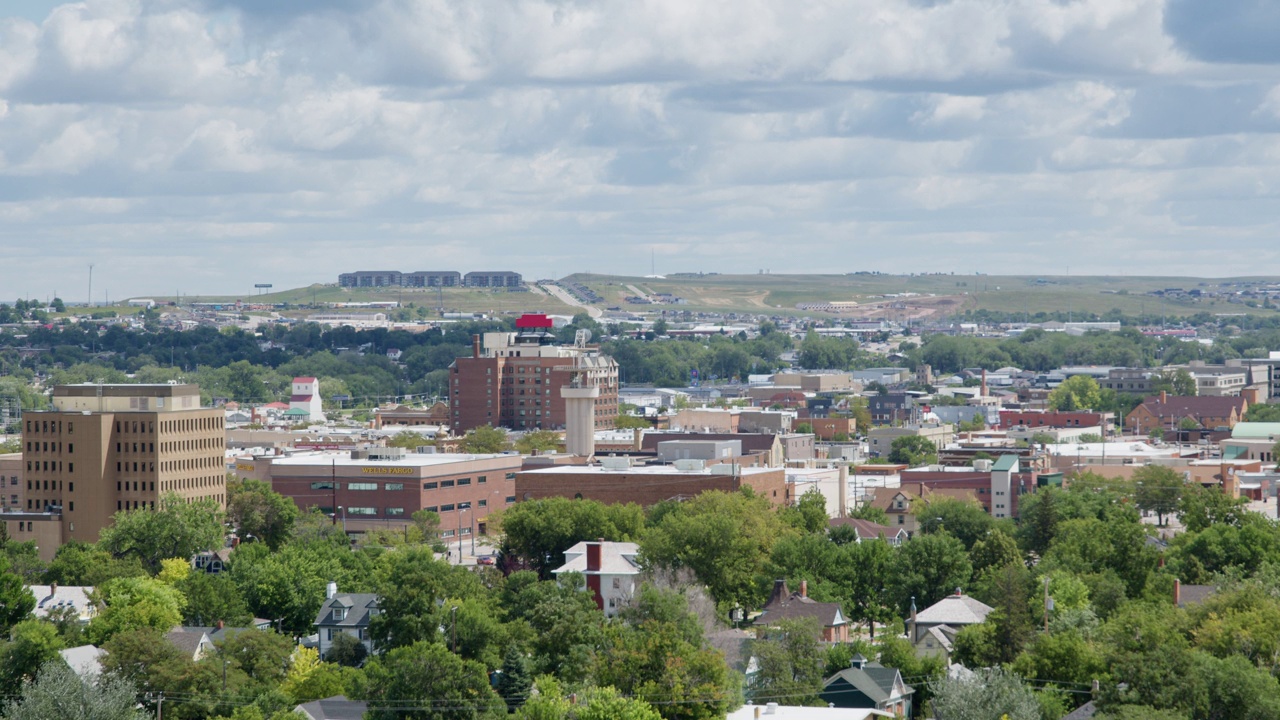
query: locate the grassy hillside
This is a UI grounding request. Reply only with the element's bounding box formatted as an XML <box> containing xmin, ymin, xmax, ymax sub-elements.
<box><xmin>138</xmin><ymin>284</ymin><xmax>579</xmax><ymax>317</ymax></box>
<box><xmin>567</xmin><ymin>273</ymin><xmax>1280</xmax><ymax>320</ymax></box>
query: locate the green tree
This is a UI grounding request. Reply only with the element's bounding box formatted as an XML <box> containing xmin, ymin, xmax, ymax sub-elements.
<box><xmin>746</xmin><ymin>618</ymin><xmax>826</xmax><ymax>706</ymax></box>
<box><xmin>514</xmin><ymin>430</ymin><xmax>562</xmax><ymax>455</ymax></box>
<box><xmin>281</xmin><ymin>646</ymin><xmax>353</xmax><ymax>704</ymax></box>
<box><xmin>516</xmin><ymin>679</ymin><xmax>661</xmax><ymax>720</ymax></box>
<box><xmin>929</xmin><ymin>667</ymin><xmax>1040</xmax><ymax>720</ymax></box>
<box><xmin>494</xmin><ymin>647</ymin><xmax>533</xmax><ymax>712</ymax></box>
<box><xmin>917</xmin><ymin>497</ymin><xmax>995</xmax><ymax>550</ymax></box>
<box><xmin>1048</xmin><ymin>375</ymin><xmax>1103</xmax><ymax>411</ymax></box>
<box><xmin>176</xmin><ymin>571</ymin><xmax>252</xmax><ymax>627</ymax></box>
<box><xmin>386</xmin><ymin>431</ymin><xmax>432</xmax><ymax>450</ymax></box>
<box><xmin>98</xmin><ymin>494</ymin><xmax>226</xmax><ymax>574</ymax></box>
<box><xmin>1154</xmin><ymin>369</ymin><xmax>1197</xmax><ymax>397</ymax></box>
<box><xmin>642</xmin><ymin>490</ymin><xmax>794</xmax><ymax>609</ymax></box>
<box><xmin>367</xmin><ymin>547</ymin><xmax>453</xmax><ymax>650</ymax></box>
<box><xmin>0</xmin><ymin>620</ymin><xmax>65</xmax><ymax>696</ymax></box>
<box><xmin>327</xmin><ymin>632</ymin><xmax>369</xmax><ymax>668</ymax></box>
<box><xmin>781</xmin><ymin>488</ymin><xmax>829</xmax><ymax>534</ymax></box>
<box><xmin>87</xmin><ymin>575</ymin><xmax>186</xmax><ymax>645</ymax></box>
<box><xmin>496</xmin><ymin>497</ymin><xmax>646</xmax><ymax>579</ymax></box>
<box><xmin>43</xmin><ymin>541</ymin><xmax>146</xmax><ymax>586</ymax></box>
<box><xmin>458</xmin><ymin>425</ymin><xmax>511</xmax><ymax>454</ymax></box>
<box><xmin>0</xmin><ymin>555</ymin><xmax>35</xmax><ymax>635</ymax></box>
<box><xmin>887</xmin><ymin>533</ymin><xmax>972</xmax><ymax>615</ymax></box>
<box><xmin>360</xmin><ymin>640</ymin><xmax>505</xmax><ymax>720</ymax></box>
<box><xmin>887</xmin><ymin>435</ymin><xmax>938</xmax><ymax>466</ymax></box>
<box><xmin>1132</xmin><ymin>465</ymin><xmax>1185</xmax><ymax>526</ymax></box>
<box><xmin>227</xmin><ymin>479</ymin><xmax>299</xmax><ymax>550</ymax></box>
<box><xmin>1178</xmin><ymin>484</ymin><xmax>1249</xmax><ymax>533</ymax></box>
<box><xmin>2</xmin><ymin>660</ymin><xmax>146</xmax><ymax>720</ymax></box>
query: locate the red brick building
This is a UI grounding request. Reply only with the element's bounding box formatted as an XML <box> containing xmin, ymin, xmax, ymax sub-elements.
<box><xmin>448</xmin><ymin>315</ymin><xmax>619</xmax><ymax>433</ymax></box>
<box><xmin>996</xmin><ymin>410</ymin><xmax>1112</xmax><ymax>431</ymax></box>
<box><xmin>265</xmin><ymin>449</ymin><xmax>521</xmax><ymax>536</ymax></box>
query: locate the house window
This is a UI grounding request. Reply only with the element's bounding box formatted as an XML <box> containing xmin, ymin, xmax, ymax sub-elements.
<box><xmin>333</xmin><ymin>608</ymin><xmax>348</xmax><ymax>622</ymax></box>
<box><xmin>612</xmin><ymin>578</ymin><xmax>621</xmax><ymax>589</ymax></box>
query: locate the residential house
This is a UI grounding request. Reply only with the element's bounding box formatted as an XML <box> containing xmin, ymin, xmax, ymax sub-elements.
<box><xmin>1125</xmin><ymin>392</ymin><xmax>1248</xmax><ymax>434</ymax></box>
<box><xmin>908</xmin><ymin>591</ymin><xmax>993</xmax><ymax>664</ymax></box>
<box><xmin>866</xmin><ymin>485</ymin><xmax>981</xmax><ymax>535</ymax></box>
<box><xmin>315</xmin><ymin>583</ymin><xmax>379</xmax><ymax>660</ymax></box>
<box><xmin>552</xmin><ymin>540</ymin><xmax>642</xmax><ymax>617</ymax></box>
<box><xmin>59</xmin><ymin>645</ymin><xmax>106</xmax><ymax>679</ymax></box>
<box><xmin>27</xmin><ymin>584</ymin><xmax>95</xmax><ymax>623</ymax></box>
<box><xmin>868</xmin><ymin>394</ymin><xmax>913</xmax><ymax>424</ymax></box>
<box><xmin>165</xmin><ymin>628</ymin><xmax>215</xmax><ymax>661</ymax></box>
<box><xmin>728</xmin><ymin>706</ymin><xmax>892</xmax><ymax>720</ymax></box>
<box><xmin>295</xmin><ymin>696</ymin><xmax>369</xmax><ymax>720</ymax></box>
<box><xmin>827</xmin><ymin>517</ymin><xmax>908</xmax><ymax>546</ymax></box>
<box><xmin>752</xmin><ymin>580</ymin><xmax>848</xmax><ymax>643</ymax></box>
<box><xmin>820</xmin><ymin>654</ymin><xmax>915</xmax><ymax>717</ymax></box>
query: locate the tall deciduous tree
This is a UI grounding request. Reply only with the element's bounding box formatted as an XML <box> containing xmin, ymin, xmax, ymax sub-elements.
<box><xmin>87</xmin><ymin>575</ymin><xmax>186</xmax><ymax>645</ymax></box>
<box><xmin>496</xmin><ymin>497</ymin><xmax>645</xmax><ymax>579</ymax></box>
<box><xmin>227</xmin><ymin>479</ymin><xmax>299</xmax><ymax>550</ymax></box>
<box><xmin>642</xmin><ymin>490</ymin><xmax>794</xmax><ymax>610</ymax></box>
<box><xmin>361</xmin><ymin>640</ymin><xmax>506</xmax><ymax>720</ymax></box>
<box><xmin>887</xmin><ymin>533</ymin><xmax>972</xmax><ymax>615</ymax></box>
<box><xmin>1132</xmin><ymin>465</ymin><xmax>1185</xmax><ymax>526</ymax></box>
<box><xmin>887</xmin><ymin>436</ymin><xmax>938</xmax><ymax>467</ymax></box>
<box><xmin>0</xmin><ymin>555</ymin><xmax>35</xmax><ymax>635</ymax></box>
<box><xmin>98</xmin><ymin>493</ymin><xmax>226</xmax><ymax>574</ymax></box>
<box><xmin>746</xmin><ymin>618</ymin><xmax>826</xmax><ymax>706</ymax></box>
<box><xmin>458</xmin><ymin>425</ymin><xmax>511</xmax><ymax>454</ymax></box>
<box><xmin>1047</xmin><ymin>375</ymin><xmax>1103</xmax><ymax>412</ymax></box>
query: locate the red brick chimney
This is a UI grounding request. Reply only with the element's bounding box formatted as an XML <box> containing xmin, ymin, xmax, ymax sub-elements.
<box><xmin>1173</xmin><ymin>578</ymin><xmax>1181</xmax><ymax>606</ymax></box>
<box><xmin>1160</xmin><ymin>390</ymin><xmax>1168</xmax><ymax>404</ymax></box>
<box><xmin>981</xmin><ymin>369</ymin><xmax>988</xmax><ymax>397</ymax></box>
<box><xmin>800</xmin><ymin>580</ymin><xmax>808</xmax><ymax>598</ymax></box>
<box><xmin>586</xmin><ymin>539</ymin><xmax>602</xmax><ymax>572</ymax></box>
<box><xmin>472</xmin><ymin>334</ymin><xmax>482</xmax><ymax>358</ymax></box>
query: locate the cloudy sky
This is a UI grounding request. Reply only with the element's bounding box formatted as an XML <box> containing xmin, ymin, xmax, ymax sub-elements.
<box><xmin>2</xmin><ymin>0</ymin><xmax>1280</xmax><ymax>300</ymax></box>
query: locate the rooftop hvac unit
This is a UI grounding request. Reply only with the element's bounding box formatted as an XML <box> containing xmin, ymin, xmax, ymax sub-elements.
<box><xmin>974</xmin><ymin>459</ymin><xmax>994</xmax><ymax>472</ymax></box>
<box><xmin>599</xmin><ymin>456</ymin><xmax>632</xmax><ymax>471</ymax></box>
<box><xmin>673</xmin><ymin>459</ymin><xmax>706</xmax><ymax>473</ymax></box>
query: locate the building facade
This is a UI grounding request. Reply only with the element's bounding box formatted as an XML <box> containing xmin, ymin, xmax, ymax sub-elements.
<box><xmin>266</xmin><ymin>449</ymin><xmax>520</xmax><ymax>536</ymax></box>
<box><xmin>515</xmin><ymin>462</ymin><xmax>788</xmax><ymax>507</ymax></box>
<box><xmin>448</xmin><ymin>315</ymin><xmax>619</xmax><ymax>433</ymax></box>
<box><xmin>21</xmin><ymin>384</ymin><xmax>227</xmax><ymax>547</ymax></box>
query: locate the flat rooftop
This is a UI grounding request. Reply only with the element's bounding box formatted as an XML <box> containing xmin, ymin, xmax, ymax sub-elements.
<box><xmin>519</xmin><ymin>464</ymin><xmax>778</xmax><ymax>476</ymax></box>
<box><xmin>269</xmin><ymin>451</ymin><xmax>515</xmax><ymax>468</ymax></box>
<box><xmin>53</xmin><ymin>383</ymin><xmax>200</xmax><ymax>398</ymax></box>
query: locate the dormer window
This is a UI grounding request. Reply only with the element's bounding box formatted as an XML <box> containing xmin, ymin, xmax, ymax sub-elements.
<box><xmin>333</xmin><ymin>607</ymin><xmax>348</xmax><ymax>622</ymax></box>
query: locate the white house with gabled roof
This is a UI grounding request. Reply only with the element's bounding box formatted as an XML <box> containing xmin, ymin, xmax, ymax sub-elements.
<box><xmin>552</xmin><ymin>540</ymin><xmax>641</xmax><ymax>617</ymax></box>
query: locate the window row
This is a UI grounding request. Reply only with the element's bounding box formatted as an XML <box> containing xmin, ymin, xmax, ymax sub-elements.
<box><xmin>27</xmin><ymin>479</ymin><xmax>71</xmax><ymax>492</ymax></box>
<box><xmin>159</xmin><ymin>417</ymin><xmax>223</xmax><ymax>433</ymax></box>
<box><xmin>26</xmin><ymin>461</ymin><xmax>72</xmax><ymax>473</ymax></box>
<box><xmin>27</xmin><ymin>419</ymin><xmax>69</xmax><ymax>434</ymax></box>
<box><xmin>27</xmin><ymin>441</ymin><xmax>72</xmax><ymax>454</ymax></box>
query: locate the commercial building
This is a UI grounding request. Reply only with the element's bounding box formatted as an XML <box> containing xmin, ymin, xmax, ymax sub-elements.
<box><xmin>514</xmin><ymin>459</ymin><xmax>788</xmax><ymax>507</ymax></box>
<box><xmin>867</xmin><ymin>424</ymin><xmax>955</xmax><ymax>458</ymax></box>
<box><xmin>0</xmin><ymin>452</ymin><xmax>22</xmax><ymax>511</ymax></box>
<box><xmin>448</xmin><ymin>314</ymin><xmax>619</xmax><ymax>434</ymax></box>
<box><xmin>19</xmin><ymin>383</ymin><xmax>227</xmax><ymax>548</ymax></box>
<box><xmin>337</xmin><ymin>270</ymin><xmax>522</xmax><ymax>288</ymax></box>
<box><xmin>266</xmin><ymin>448</ymin><xmax>520</xmax><ymax>536</ymax></box>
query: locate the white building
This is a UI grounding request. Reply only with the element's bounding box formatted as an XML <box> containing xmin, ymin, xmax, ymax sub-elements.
<box><xmin>290</xmin><ymin>377</ymin><xmax>324</xmax><ymax>423</ymax></box>
<box><xmin>552</xmin><ymin>540</ymin><xmax>641</xmax><ymax>617</ymax></box>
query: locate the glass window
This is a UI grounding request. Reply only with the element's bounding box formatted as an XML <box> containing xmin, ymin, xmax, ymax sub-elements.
<box><xmin>311</xmin><ymin>482</ymin><xmax>337</xmax><ymax>491</ymax></box>
<box><xmin>457</xmin><ymin>478</ymin><xmax>471</xmax><ymax>486</ymax></box>
<box><xmin>347</xmin><ymin>482</ymin><xmax>378</xmax><ymax>491</ymax></box>
<box><xmin>346</xmin><ymin>507</ymin><xmax>377</xmax><ymax>515</ymax></box>
<box><xmin>440</xmin><ymin>504</ymin><xmax>455</xmax><ymax>512</ymax></box>
<box><xmin>440</xmin><ymin>480</ymin><xmax>455</xmax><ymax>488</ymax></box>
<box><xmin>423</xmin><ymin>482</ymin><xmax>438</xmax><ymax>490</ymax></box>
<box><xmin>384</xmin><ymin>483</ymin><xmax>404</xmax><ymax>491</ymax></box>
<box><xmin>478</xmin><ymin>475</ymin><xmax>487</xmax><ymax>484</ymax></box>
<box><xmin>386</xmin><ymin>508</ymin><xmax>405</xmax><ymax>516</ymax></box>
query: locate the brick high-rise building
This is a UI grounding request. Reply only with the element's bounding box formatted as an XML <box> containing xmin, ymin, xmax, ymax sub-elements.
<box><xmin>448</xmin><ymin>315</ymin><xmax>619</xmax><ymax>433</ymax></box>
<box><xmin>20</xmin><ymin>383</ymin><xmax>227</xmax><ymax>546</ymax></box>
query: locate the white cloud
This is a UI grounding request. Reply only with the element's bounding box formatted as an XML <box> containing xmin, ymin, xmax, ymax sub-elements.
<box><xmin>0</xmin><ymin>0</ymin><xmax>1278</xmax><ymax>297</ymax></box>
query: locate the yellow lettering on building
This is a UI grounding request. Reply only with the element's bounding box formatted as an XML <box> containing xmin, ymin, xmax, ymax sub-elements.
<box><xmin>236</xmin><ymin>464</ymin><xmax>255</xmax><ymax>471</ymax></box>
<box><xmin>361</xmin><ymin>467</ymin><xmax>414</xmax><ymax>475</ymax></box>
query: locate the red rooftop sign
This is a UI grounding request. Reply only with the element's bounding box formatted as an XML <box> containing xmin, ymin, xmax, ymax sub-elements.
<box><xmin>516</xmin><ymin>314</ymin><xmax>554</xmax><ymax>329</ymax></box>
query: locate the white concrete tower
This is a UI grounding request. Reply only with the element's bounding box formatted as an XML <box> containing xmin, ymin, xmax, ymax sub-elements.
<box><xmin>562</xmin><ymin>367</ymin><xmax>600</xmax><ymax>458</ymax></box>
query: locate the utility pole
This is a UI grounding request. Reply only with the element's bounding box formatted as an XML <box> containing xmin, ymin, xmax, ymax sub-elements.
<box><xmin>331</xmin><ymin>459</ymin><xmax>337</xmax><ymax>525</ymax></box>
<box><xmin>87</xmin><ymin>263</ymin><xmax>94</xmax><ymax>308</ymax></box>
<box><xmin>1043</xmin><ymin>576</ymin><xmax>1051</xmax><ymax>633</ymax></box>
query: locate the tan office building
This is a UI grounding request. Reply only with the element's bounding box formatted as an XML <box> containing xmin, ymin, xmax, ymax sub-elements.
<box><xmin>22</xmin><ymin>383</ymin><xmax>227</xmax><ymax>546</ymax></box>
